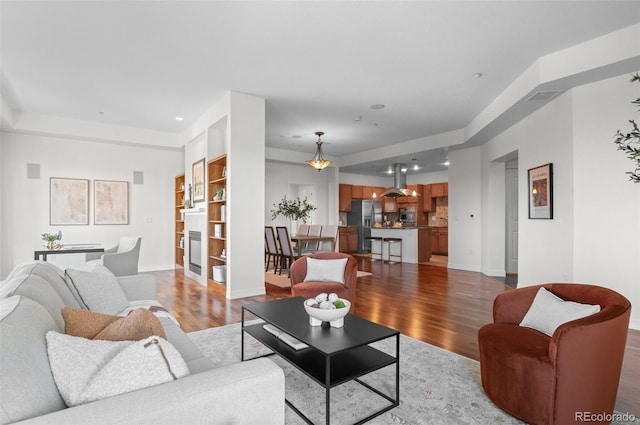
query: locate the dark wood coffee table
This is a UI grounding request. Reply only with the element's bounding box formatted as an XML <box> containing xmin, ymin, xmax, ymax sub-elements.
<box><xmin>241</xmin><ymin>297</ymin><xmax>399</xmax><ymax>425</ymax></box>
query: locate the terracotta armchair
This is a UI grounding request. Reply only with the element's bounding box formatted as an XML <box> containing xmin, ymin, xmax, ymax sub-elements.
<box><xmin>478</xmin><ymin>283</ymin><xmax>631</xmax><ymax>425</ymax></box>
<box><xmin>289</xmin><ymin>252</ymin><xmax>357</xmax><ymax>304</ymax></box>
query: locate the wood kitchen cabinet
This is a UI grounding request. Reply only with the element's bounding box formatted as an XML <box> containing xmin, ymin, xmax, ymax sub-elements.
<box><xmin>382</xmin><ymin>197</ymin><xmax>397</xmax><ymax>213</ymax></box>
<box><xmin>430</xmin><ymin>227</ymin><xmax>449</xmax><ymax>255</ymax></box>
<box><xmin>339</xmin><ymin>184</ymin><xmax>352</xmax><ymax>212</ymax></box>
<box><xmin>422</xmin><ymin>184</ymin><xmax>434</xmax><ymax>212</ymax></box>
<box><xmin>362</xmin><ymin>186</ymin><xmax>373</xmax><ymax>199</ymax></box>
<box><xmin>351</xmin><ymin>185</ymin><xmax>363</xmax><ymax>199</ymax></box>
<box><xmin>338</xmin><ymin>226</ymin><xmax>358</xmax><ymax>253</ymax></box>
<box><xmin>431</xmin><ymin>182</ymin><xmax>448</xmax><ymax>198</ymax></box>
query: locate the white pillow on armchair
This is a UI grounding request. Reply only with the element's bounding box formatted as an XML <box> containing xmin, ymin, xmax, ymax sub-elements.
<box><xmin>303</xmin><ymin>258</ymin><xmax>348</xmax><ymax>284</ymax></box>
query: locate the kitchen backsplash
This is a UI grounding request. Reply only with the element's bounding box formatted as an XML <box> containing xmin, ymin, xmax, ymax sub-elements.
<box><xmin>428</xmin><ymin>197</ymin><xmax>448</xmax><ymax>227</ymax></box>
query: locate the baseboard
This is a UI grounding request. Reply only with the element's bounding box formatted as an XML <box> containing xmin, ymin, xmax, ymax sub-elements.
<box><xmin>447</xmin><ymin>263</ymin><xmax>481</xmax><ymax>273</ymax></box>
<box><xmin>629</xmin><ymin>318</ymin><xmax>640</xmax><ymax>331</ymax></box>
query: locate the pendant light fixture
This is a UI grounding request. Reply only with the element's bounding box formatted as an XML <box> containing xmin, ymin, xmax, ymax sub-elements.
<box><xmin>306</xmin><ymin>131</ymin><xmax>332</xmax><ymax>171</ymax></box>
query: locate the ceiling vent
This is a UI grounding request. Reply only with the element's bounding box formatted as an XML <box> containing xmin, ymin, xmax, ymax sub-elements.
<box><xmin>526</xmin><ymin>90</ymin><xmax>562</xmax><ymax>102</ymax></box>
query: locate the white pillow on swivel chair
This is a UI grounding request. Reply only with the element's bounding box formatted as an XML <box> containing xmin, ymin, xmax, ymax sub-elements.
<box><xmin>303</xmin><ymin>258</ymin><xmax>348</xmax><ymax>284</ymax></box>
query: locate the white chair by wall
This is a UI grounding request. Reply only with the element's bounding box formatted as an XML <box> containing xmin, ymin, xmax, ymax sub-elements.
<box><xmin>85</xmin><ymin>236</ymin><xmax>142</xmax><ymax>276</ymax></box>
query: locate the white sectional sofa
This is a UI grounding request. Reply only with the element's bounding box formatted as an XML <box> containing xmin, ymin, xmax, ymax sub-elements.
<box><xmin>0</xmin><ymin>261</ymin><xmax>285</xmax><ymax>424</ymax></box>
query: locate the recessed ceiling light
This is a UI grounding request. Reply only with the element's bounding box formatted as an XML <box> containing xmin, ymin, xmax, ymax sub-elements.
<box><xmin>354</xmin><ymin>115</ymin><xmax>362</xmax><ymax>122</ymax></box>
<box><xmin>473</xmin><ymin>73</ymin><xmax>483</xmax><ymax>78</ymax></box>
<box><xmin>444</xmin><ymin>161</ymin><xmax>450</xmax><ymax>166</ymax></box>
<box><xmin>175</xmin><ymin>116</ymin><xmax>184</xmax><ymax>121</ymax></box>
<box><xmin>370</xmin><ymin>104</ymin><xmax>385</xmax><ymax>110</ymax></box>
<box><xmin>413</xmin><ymin>164</ymin><xmax>419</xmax><ymax>171</ymax></box>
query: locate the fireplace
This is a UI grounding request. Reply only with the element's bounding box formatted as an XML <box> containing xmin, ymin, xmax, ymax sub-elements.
<box><xmin>189</xmin><ymin>231</ymin><xmax>201</xmax><ymax>275</ymax></box>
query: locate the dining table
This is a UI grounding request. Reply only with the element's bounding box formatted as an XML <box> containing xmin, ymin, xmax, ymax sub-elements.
<box><xmin>290</xmin><ymin>235</ymin><xmax>336</xmax><ymax>257</ymax></box>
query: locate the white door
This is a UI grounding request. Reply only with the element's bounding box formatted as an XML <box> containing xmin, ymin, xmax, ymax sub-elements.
<box><xmin>505</xmin><ymin>167</ymin><xmax>519</xmax><ymax>274</ymax></box>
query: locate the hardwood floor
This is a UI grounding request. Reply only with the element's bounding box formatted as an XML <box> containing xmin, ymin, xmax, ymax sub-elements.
<box><xmin>154</xmin><ymin>259</ymin><xmax>639</xmax><ymax>417</ymax></box>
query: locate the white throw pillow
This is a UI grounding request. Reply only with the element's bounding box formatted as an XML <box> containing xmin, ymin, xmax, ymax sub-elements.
<box><xmin>65</xmin><ymin>267</ymin><xmax>129</xmax><ymax>315</ymax></box>
<box><xmin>46</xmin><ymin>331</ymin><xmax>189</xmax><ymax>407</ymax></box>
<box><xmin>303</xmin><ymin>258</ymin><xmax>348</xmax><ymax>284</ymax></box>
<box><xmin>519</xmin><ymin>287</ymin><xmax>601</xmax><ymax>337</ymax></box>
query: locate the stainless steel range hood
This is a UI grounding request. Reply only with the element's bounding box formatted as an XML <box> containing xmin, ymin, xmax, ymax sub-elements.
<box><xmin>380</xmin><ymin>163</ymin><xmax>410</xmax><ymax>197</ymax></box>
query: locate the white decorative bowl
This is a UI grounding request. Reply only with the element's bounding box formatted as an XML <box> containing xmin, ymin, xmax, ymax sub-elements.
<box><xmin>303</xmin><ymin>298</ymin><xmax>351</xmax><ymax>328</ymax></box>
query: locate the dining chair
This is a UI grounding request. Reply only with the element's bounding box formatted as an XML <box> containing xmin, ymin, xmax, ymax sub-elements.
<box><xmin>264</xmin><ymin>226</ymin><xmax>281</xmax><ymax>274</ymax></box>
<box><xmin>315</xmin><ymin>224</ymin><xmax>338</xmax><ymax>252</ymax></box>
<box><xmin>296</xmin><ymin>224</ymin><xmax>310</xmax><ymax>237</ymax></box>
<box><xmin>293</xmin><ymin>223</ymin><xmax>310</xmax><ymax>250</ymax></box>
<box><xmin>275</xmin><ymin>226</ymin><xmax>299</xmax><ymax>275</ymax></box>
<box><xmin>302</xmin><ymin>224</ymin><xmax>322</xmax><ymax>254</ymax></box>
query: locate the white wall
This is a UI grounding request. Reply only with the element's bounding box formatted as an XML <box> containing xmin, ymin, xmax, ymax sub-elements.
<box><xmin>338</xmin><ymin>172</ymin><xmax>391</xmax><ymax>187</ymax></box>
<box><xmin>448</xmin><ymin>147</ymin><xmax>482</xmax><ymax>271</ymax></box>
<box><xmin>266</xmin><ymin>161</ymin><xmax>337</xmax><ymax>229</ymax></box>
<box><xmin>0</xmin><ymin>132</ymin><xmax>183</xmax><ymax>277</ymax></box>
<box><xmin>572</xmin><ymin>75</ymin><xmax>640</xmax><ymax>329</ymax></box>
<box><xmin>472</xmin><ymin>74</ymin><xmax>638</xmax><ymax>329</ymax></box>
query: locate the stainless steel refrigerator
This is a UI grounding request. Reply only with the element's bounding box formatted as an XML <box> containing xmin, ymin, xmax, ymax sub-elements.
<box><xmin>347</xmin><ymin>200</ymin><xmax>382</xmax><ymax>253</ymax></box>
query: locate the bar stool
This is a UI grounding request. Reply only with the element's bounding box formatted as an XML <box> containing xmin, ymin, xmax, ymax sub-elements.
<box><xmin>366</xmin><ymin>236</ymin><xmax>383</xmax><ymax>261</ymax></box>
<box><xmin>384</xmin><ymin>237</ymin><xmax>403</xmax><ymax>263</ymax></box>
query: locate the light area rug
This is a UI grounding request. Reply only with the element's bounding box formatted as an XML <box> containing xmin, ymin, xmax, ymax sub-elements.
<box><xmin>190</xmin><ymin>322</ymin><xmax>511</xmax><ymax>424</ymax></box>
<box><xmin>189</xmin><ymin>323</ymin><xmax>638</xmax><ymax>425</ymax></box>
<box><xmin>265</xmin><ymin>270</ymin><xmax>373</xmax><ymax>288</ymax></box>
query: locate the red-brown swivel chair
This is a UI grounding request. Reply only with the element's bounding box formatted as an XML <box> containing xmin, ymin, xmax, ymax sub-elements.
<box><xmin>289</xmin><ymin>252</ymin><xmax>357</xmax><ymax>305</ymax></box>
<box><xmin>478</xmin><ymin>283</ymin><xmax>631</xmax><ymax>425</ymax></box>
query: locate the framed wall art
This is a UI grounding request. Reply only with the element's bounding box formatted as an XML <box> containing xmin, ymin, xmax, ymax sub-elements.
<box><xmin>50</xmin><ymin>178</ymin><xmax>89</xmax><ymax>225</ymax></box>
<box><xmin>192</xmin><ymin>158</ymin><xmax>205</xmax><ymax>202</ymax></box>
<box><xmin>94</xmin><ymin>180</ymin><xmax>129</xmax><ymax>225</ymax></box>
<box><xmin>528</xmin><ymin>163</ymin><xmax>553</xmax><ymax>219</ymax></box>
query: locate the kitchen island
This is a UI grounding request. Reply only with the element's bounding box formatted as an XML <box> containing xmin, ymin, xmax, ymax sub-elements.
<box><xmin>370</xmin><ymin>227</ymin><xmax>428</xmax><ymax>264</ymax></box>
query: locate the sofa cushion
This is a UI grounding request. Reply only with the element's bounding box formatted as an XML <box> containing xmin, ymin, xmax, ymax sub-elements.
<box><xmin>63</xmin><ymin>307</ymin><xmax>166</xmax><ymax>341</ymax></box>
<box><xmin>15</xmin><ymin>262</ymin><xmax>84</xmax><ymax>309</ymax></box>
<box><xmin>520</xmin><ymin>287</ymin><xmax>601</xmax><ymax>336</ymax></box>
<box><xmin>158</xmin><ymin>316</ymin><xmax>215</xmax><ymax>374</ymax></box>
<box><xmin>303</xmin><ymin>258</ymin><xmax>348</xmax><ymax>284</ymax></box>
<box><xmin>0</xmin><ymin>296</ymin><xmax>67</xmax><ymax>424</ymax></box>
<box><xmin>65</xmin><ymin>267</ymin><xmax>129</xmax><ymax>315</ymax></box>
<box><xmin>46</xmin><ymin>331</ymin><xmax>189</xmax><ymax>407</ymax></box>
<box><xmin>0</xmin><ymin>272</ymin><xmax>67</xmax><ymax>330</ymax></box>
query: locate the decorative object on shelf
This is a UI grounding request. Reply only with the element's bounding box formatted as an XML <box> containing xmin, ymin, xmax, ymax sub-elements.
<box><xmin>305</xmin><ymin>131</ymin><xmax>332</xmax><ymax>171</ymax></box>
<box><xmin>528</xmin><ymin>163</ymin><xmax>553</xmax><ymax>219</ymax></box>
<box><xmin>192</xmin><ymin>158</ymin><xmax>205</xmax><ymax>201</ymax></box>
<box><xmin>42</xmin><ymin>230</ymin><xmax>63</xmax><ymax>250</ymax></box>
<box><xmin>270</xmin><ymin>196</ymin><xmax>317</xmax><ymax>223</ymax></box>
<box><xmin>94</xmin><ymin>180</ymin><xmax>128</xmax><ymax>225</ymax></box>
<box><xmin>186</xmin><ymin>184</ymin><xmax>194</xmax><ymax>208</ymax></box>
<box><xmin>303</xmin><ymin>293</ymin><xmax>350</xmax><ymax>328</ymax></box>
<box><xmin>213</xmin><ymin>188</ymin><xmax>225</xmax><ymax>201</ymax></box>
<box><xmin>50</xmin><ymin>177</ymin><xmax>89</xmax><ymax>225</ymax></box>
<box><xmin>613</xmin><ymin>73</ymin><xmax>640</xmax><ymax>183</ymax></box>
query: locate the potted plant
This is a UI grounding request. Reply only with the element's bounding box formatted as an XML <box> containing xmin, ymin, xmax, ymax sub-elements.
<box><xmin>271</xmin><ymin>196</ymin><xmax>317</xmax><ymax>224</ymax></box>
<box><xmin>613</xmin><ymin>73</ymin><xmax>640</xmax><ymax>183</ymax></box>
<box><xmin>42</xmin><ymin>231</ymin><xmax>62</xmax><ymax>250</ymax></box>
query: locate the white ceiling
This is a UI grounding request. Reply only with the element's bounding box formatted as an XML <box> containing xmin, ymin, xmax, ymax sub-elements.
<box><xmin>2</xmin><ymin>1</ymin><xmax>639</xmax><ymax>176</ymax></box>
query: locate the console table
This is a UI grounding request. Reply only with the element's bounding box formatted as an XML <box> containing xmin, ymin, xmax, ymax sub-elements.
<box><xmin>34</xmin><ymin>245</ymin><xmax>104</xmax><ymax>261</ymax></box>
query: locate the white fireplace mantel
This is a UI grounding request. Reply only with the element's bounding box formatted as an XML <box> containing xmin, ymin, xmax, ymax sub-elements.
<box><xmin>180</xmin><ymin>207</ymin><xmax>206</xmax><ymax>215</ymax></box>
